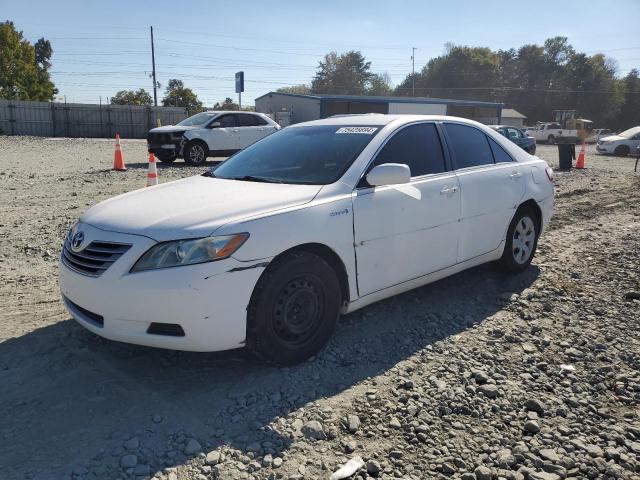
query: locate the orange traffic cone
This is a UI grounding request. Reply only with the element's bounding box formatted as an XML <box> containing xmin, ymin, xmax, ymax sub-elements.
<box><xmin>113</xmin><ymin>133</ymin><xmax>126</xmax><ymax>170</ymax></box>
<box><xmin>146</xmin><ymin>152</ymin><xmax>158</xmax><ymax>187</ymax></box>
<box><xmin>576</xmin><ymin>142</ymin><xmax>586</xmax><ymax>169</ymax></box>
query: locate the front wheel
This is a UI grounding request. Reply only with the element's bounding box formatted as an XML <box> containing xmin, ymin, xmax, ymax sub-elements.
<box><xmin>247</xmin><ymin>252</ymin><xmax>342</xmax><ymax>365</ymax></box>
<box><xmin>184</xmin><ymin>141</ymin><xmax>208</xmax><ymax>166</ymax></box>
<box><xmin>499</xmin><ymin>208</ymin><xmax>539</xmax><ymax>273</ymax></box>
<box><xmin>614</xmin><ymin>145</ymin><xmax>630</xmax><ymax>156</ymax></box>
<box><xmin>155</xmin><ymin>152</ymin><xmax>177</xmax><ymax>163</ymax></box>
<box><xmin>547</xmin><ymin>135</ymin><xmax>555</xmax><ymax>144</ymax></box>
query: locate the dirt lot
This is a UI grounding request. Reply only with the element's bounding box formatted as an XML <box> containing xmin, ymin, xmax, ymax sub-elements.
<box><xmin>0</xmin><ymin>137</ymin><xmax>639</xmax><ymax>480</ymax></box>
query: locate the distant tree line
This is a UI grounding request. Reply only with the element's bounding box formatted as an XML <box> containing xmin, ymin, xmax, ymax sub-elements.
<box><xmin>282</xmin><ymin>38</ymin><xmax>638</xmax><ymax>129</ymax></box>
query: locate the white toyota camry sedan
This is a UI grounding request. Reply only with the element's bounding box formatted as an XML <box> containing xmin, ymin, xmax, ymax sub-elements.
<box><xmin>60</xmin><ymin>115</ymin><xmax>554</xmax><ymax>365</ymax></box>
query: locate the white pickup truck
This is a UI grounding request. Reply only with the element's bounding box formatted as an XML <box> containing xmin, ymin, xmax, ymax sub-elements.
<box><xmin>525</xmin><ymin>123</ymin><xmax>571</xmax><ymax>144</ymax></box>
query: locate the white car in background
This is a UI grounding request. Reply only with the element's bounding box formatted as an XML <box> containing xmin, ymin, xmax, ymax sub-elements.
<box><xmin>61</xmin><ymin>115</ymin><xmax>554</xmax><ymax>365</ymax></box>
<box><xmin>147</xmin><ymin>111</ymin><xmax>280</xmax><ymax>165</ymax></box>
<box><xmin>586</xmin><ymin>128</ymin><xmax>613</xmax><ymax>144</ymax></box>
<box><xmin>596</xmin><ymin>126</ymin><xmax>640</xmax><ymax>156</ymax></box>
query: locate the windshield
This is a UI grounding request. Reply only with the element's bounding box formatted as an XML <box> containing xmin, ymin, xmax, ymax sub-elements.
<box><xmin>211</xmin><ymin>125</ymin><xmax>381</xmax><ymax>185</ymax></box>
<box><xmin>617</xmin><ymin>126</ymin><xmax>640</xmax><ymax>138</ymax></box>
<box><xmin>177</xmin><ymin>112</ymin><xmax>217</xmax><ymax>126</ymax></box>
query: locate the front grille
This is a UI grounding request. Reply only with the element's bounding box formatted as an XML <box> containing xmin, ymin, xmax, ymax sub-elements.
<box><xmin>62</xmin><ymin>238</ymin><xmax>131</xmax><ymax>277</ymax></box>
<box><xmin>63</xmin><ymin>296</ymin><xmax>104</xmax><ymax>327</ymax></box>
<box><xmin>147</xmin><ymin>322</ymin><xmax>185</xmax><ymax>337</ymax></box>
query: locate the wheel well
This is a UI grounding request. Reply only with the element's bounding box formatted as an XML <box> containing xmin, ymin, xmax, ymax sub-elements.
<box><xmin>271</xmin><ymin>243</ymin><xmax>350</xmax><ymax>304</ymax></box>
<box><xmin>186</xmin><ymin>138</ymin><xmax>209</xmax><ymax>154</ymax></box>
<box><xmin>517</xmin><ymin>199</ymin><xmax>542</xmax><ymax>233</ymax></box>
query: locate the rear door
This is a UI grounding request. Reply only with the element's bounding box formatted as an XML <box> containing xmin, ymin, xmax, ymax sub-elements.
<box><xmin>442</xmin><ymin>122</ymin><xmax>526</xmax><ymax>262</ymax></box>
<box><xmin>236</xmin><ymin>114</ymin><xmax>265</xmax><ymax>148</ymax></box>
<box><xmin>352</xmin><ymin>122</ymin><xmax>460</xmax><ymax>296</ymax></box>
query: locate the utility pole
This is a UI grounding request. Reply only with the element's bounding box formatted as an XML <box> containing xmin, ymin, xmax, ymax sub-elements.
<box><xmin>411</xmin><ymin>47</ymin><xmax>417</xmax><ymax>97</ymax></box>
<box><xmin>150</xmin><ymin>26</ymin><xmax>158</xmax><ymax>106</ymax></box>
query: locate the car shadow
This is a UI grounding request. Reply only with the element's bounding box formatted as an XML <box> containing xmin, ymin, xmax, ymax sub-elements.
<box><xmin>0</xmin><ymin>263</ymin><xmax>539</xmax><ymax>479</ymax></box>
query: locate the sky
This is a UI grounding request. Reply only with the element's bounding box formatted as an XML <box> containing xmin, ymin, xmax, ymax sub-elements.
<box><xmin>4</xmin><ymin>0</ymin><xmax>640</xmax><ymax>107</ymax></box>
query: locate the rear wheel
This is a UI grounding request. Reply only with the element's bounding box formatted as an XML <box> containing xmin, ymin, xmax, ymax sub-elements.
<box><xmin>184</xmin><ymin>141</ymin><xmax>208</xmax><ymax>166</ymax></box>
<box><xmin>614</xmin><ymin>145</ymin><xmax>630</xmax><ymax>156</ymax></box>
<box><xmin>547</xmin><ymin>135</ymin><xmax>555</xmax><ymax>144</ymax></box>
<box><xmin>247</xmin><ymin>252</ymin><xmax>342</xmax><ymax>365</ymax></box>
<box><xmin>499</xmin><ymin>207</ymin><xmax>539</xmax><ymax>273</ymax></box>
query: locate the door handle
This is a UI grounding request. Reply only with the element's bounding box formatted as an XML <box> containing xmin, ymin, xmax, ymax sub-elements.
<box><xmin>440</xmin><ymin>186</ymin><xmax>459</xmax><ymax>195</ymax></box>
<box><xmin>510</xmin><ymin>171</ymin><xmax>523</xmax><ymax>179</ymax></box>
<box><xmin>232</xmin><ymin>129</ymin><xmax>239</xmax><ymax>132</ymax></box>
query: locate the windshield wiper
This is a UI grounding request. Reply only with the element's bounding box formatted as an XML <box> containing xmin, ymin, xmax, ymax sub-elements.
<box><xmin>228</xmin><ymin>175</ymin><xmax>283</xmax><ymax>183</ymax></box>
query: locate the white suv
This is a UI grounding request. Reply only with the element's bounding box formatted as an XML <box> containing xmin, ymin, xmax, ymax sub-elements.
<box><xmin>147</xmin><ymin>111</ymin><xmax>280</xmax><ymax>165</ymax></box>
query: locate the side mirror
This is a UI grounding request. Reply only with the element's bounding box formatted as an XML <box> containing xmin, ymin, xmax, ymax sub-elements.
<box><xmin>209</xmin><ymin>121</ymin><xmax>221</xmax><ymax>129</ymax></box>
<box><xmin>366</xmin><ymin>163</ymin><xmax>411</xmax><ymax>187</ymax></box>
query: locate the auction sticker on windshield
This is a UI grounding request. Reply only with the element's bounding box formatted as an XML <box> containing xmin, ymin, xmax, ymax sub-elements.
<box><xmin>336</xmin><ymin>127</ymin><xmax>378</xmax><ymax>134</ymax></box>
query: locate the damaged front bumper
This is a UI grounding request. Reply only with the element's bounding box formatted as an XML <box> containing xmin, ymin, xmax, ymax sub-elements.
<box><xmin>59</xmin><ymin>224</ymin><xmax>270</xmax><ymax>352</ymax></box>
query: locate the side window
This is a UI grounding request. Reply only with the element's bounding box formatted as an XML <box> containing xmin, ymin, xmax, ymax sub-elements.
<box><xmin>237</xmin><ymin>114</ymin><xmax>259</xmax><ymax>127</ymax></box>
<box><xmin>507</xmin><ymin>128</ymin><xmax>520</xmax><ymax>139</ymax></box>
<box><xmin>254</xmin><ymin>115</ymin><xmax>268</xmax><ymax>126</ymax></box>
<box><xmin>216</xmin><ymin>115</ymin><xmax>236</xmax><ymax>128</ymax></box>
<box><xmin>370</xmin><ymin>123</ymin><xmax>445</xmax><ymax>179</ymax></box>
<box><xmin>497</xmin><ymin>128</ymin><xmax>508</xmax><ymax>138</ymax></box>
<box><xmin>444</xmin><ymin>123</ymin><xmax>494</xmax><ymax>168</ymax></box>
<box><xmin>488</xmin><ymin>137</ymin><xmax>514</xmax><ymax>163</ymax></box>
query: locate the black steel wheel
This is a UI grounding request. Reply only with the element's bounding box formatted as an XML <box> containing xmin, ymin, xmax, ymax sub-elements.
<box><xmin>247</xmin><ymin>251</ymin><xmax>341</xmax><ymax>365</ymax></box>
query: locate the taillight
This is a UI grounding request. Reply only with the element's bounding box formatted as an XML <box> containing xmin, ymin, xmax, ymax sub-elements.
<box><xmin>545</xmin><ymin>166</ymin><xmax>554</xmax><ymax>182</ymax></box>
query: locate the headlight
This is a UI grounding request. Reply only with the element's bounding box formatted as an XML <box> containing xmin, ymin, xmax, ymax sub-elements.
<box><xmin>131</xmin><ymin>233</ymin><xmax>249</xmax><ymax>272</ymax></box>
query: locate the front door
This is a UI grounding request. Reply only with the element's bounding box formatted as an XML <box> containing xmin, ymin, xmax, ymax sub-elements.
<box><xmin>352</xmin><ymin>122</ymin><xmax>460</xmax><ymax>296</ymax></box>
<box><xmin>202</xmin><ymin>114</ymin><xmax>239</xmax><ymax>151</ymax></box>
<box><xmin>443</xmin><ymin>122</ymin><xmax>526</xmax><ymax>262</ymax></box>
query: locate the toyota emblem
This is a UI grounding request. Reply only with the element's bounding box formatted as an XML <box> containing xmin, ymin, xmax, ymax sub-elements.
<box><xmin>71</xmin><ymin>231</ymin><xmax>85</xmax><ymax>251</ymax></box>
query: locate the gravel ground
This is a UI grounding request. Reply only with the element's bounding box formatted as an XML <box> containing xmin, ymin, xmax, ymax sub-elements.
<box><xmin>0</xmin><ymin>137</ymin><xmax>639</xmax><ymax>480</ymax></box>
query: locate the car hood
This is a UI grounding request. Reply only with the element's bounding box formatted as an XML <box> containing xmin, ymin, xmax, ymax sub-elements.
<box><xmin>148</xmin><ymin>125</ymin><xmax>199</xmax><ymax>133</ymax></box>
<box><xmin>600</xmin><ymin>135</ymin><xmax>625</xmax><ymax>142</ymax></box>
<box><xmin>81</xmin><ymin>176</ymin><xmax>322</xmax><ymax>242</ymax></box>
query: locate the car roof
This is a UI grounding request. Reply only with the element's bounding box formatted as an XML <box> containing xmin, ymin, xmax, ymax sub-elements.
<box><xmin>290</xmin><ymin>114</ymin><xmax>487</xmax><ymax>128</ymax></box>
<box><xmin>205</xmin><ymin>110</ymin><xmax>263</xmax><ymax>115</ymax></box>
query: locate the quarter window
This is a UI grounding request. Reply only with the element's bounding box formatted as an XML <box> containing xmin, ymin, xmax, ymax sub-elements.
<box><xmin>444</xmin><ymin>123</ymin><xmax>494</xmax><ymax>168</ymax></box>
<box><xmin>488</xmin><ymin>137</ymin><xmax>514</xmax><ymax>163</ymax></box>
<box><xmin>370</xmin><ymin>123</ymin><xmax>445</xmax><ymax>178</ymax></box>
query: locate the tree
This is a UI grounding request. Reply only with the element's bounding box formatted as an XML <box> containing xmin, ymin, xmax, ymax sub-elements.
<box><xmin>111</xmin><ymin>88</ymin><xmax>153</xmax><ymax>106</ymax></box>
<box><xmin>311</xmin><ymin>51</ymin><xmax>389</xmax><ymax>95</ymax></box>
<box><xmin>212</xmin><ymin>97</ymin><xmax>240</xmax><ymax>110</ymax></box>
<box><xmin>395</xmin><ymin>45</ymin><xmax>500</xmax><ymax>102</ymax></box>
<box><xmin>161</xmin><ymin>79</ymin><xmax>203</xmax><ymax>112</ymax></box>
<box><xmin>617</xmin><ymin>69</ymin><xmax>640</xmax><ymax>129</ymax></box>
<box><xmin>276</xmin><ymin>84</ymin><xmax>311</xmax><ymax>95</ymax></box>
<box><xmin>0</xmin><ymin>21</ymin><xmax>57</xmax><ymax>100</ymax></box>
<box><xmin>394</xmin><ymin>38</ymin><xmax>624</xmax><ymax>127</ymax></box>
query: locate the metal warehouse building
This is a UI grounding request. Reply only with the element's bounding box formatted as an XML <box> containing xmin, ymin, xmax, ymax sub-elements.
<box><xmin>255</xmin><ymin>92</ymin><xmax>503</xmax><ymax>126</ymax></box>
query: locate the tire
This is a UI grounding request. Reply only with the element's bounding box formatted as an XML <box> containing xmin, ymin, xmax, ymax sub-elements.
<box><xmin>247</xmin><ymin>251</ymin><xmax>342</xmax><ymax>365</ymax></box>
<box><xmin>155</xmin><ymin>152</ymin><xmax>177</xmax><ymax>163</ymax></box>
<box><xmin>547</xmin><ymin>135</ymin><xmax>555</xmax><ymax>145</ymax></box>
<box><xmin>184</xmin><ymin>141</ymin><xmax>208</xmax><ymax>166</ymax></box>
<box><xmin>614</xmin><ymin>145</ymin><xmax>630</xmax><ymax>157</ymax></box>
<box><xmin>527</xmin><ymin>145</ymin><xmax>536</xmax><ymax>155</ymax></box>
<box><xmin>499</xmin><ymin>207</ymin><xmax>539</xmax><ymax>273</ymax></box>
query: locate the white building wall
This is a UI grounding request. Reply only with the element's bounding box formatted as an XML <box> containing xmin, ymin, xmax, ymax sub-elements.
<box><xmin>388</xmin><ymin>102</ymin><xmax>447</xmax><ymax>115</ymax></box>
